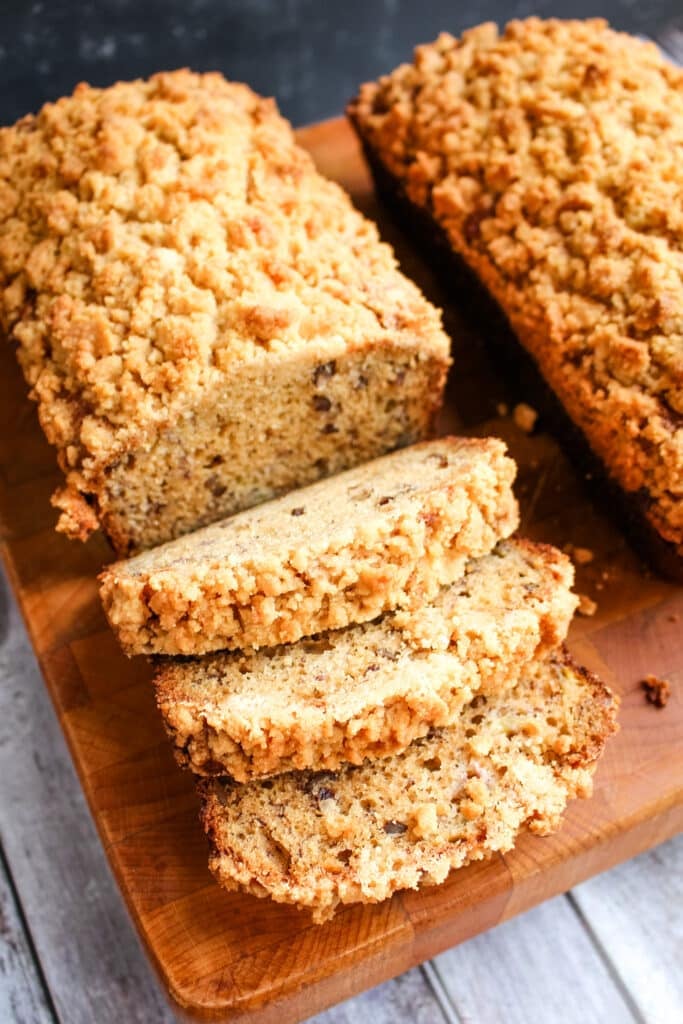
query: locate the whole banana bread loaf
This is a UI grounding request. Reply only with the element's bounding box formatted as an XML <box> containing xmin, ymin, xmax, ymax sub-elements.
<box><xmin>100</xmin><ymin>437</ymin><xmax>518</xmax><ymax>656</ymax></box>
<box><xmin>155</xmin><ymin>539</ymin><xmax>576</xmax><ymax>780</ymax></box>
<box><xmin>199</xmin><ymin>648</ymin><xmax>618</xmax><ymax>921</ymax></box>
<box><xmin>0</xmin><ymin>70</ymin><xmax>450</xmax><ymax>554</ymax></box>
<box><xmin>348</xmin><ymin>18</ymin><xmax>683</xmax><ymax>575</ymax></box>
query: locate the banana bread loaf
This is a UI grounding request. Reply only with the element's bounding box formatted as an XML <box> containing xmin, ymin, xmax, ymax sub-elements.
<box><xmin>199</xmin><ymin>648</ymin><xmax>618</xmax><ymax>921</ymax></box>
<box><xmin>156</xmin><ymin>538</ymin><xmax>576</xmax><ymax>780</ymax></box>
<box><xmin>348</xmin><ymin>18</ymin><xmax>683</xmax><ymax>575</ymax></box>
<box><xmin>100</xmin><ymin>437</ymin><xmax>518</xmax><ymax>656</ymax></box>
<box><xmin>0</xmin><ymin>70</ymin><xmax>450</xmax><ymax>554</ymax></box>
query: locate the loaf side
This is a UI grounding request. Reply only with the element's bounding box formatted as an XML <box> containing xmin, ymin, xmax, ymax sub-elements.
<box><xmin>349</xmin><ymin>18</ymin><xmax>683</xmax><ymax>560</ymax></box>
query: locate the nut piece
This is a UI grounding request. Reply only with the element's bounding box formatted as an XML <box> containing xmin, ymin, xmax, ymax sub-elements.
<box><xmin>641</xmin><ymin>674</ymin><xmax>671</xmax><ymax>709</ymax></box>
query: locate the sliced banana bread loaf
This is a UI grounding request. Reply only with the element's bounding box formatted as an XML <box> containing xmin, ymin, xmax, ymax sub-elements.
<box><xmin>0</xmin><ymin>70</ymin><xmax>450</xmax><ymax>554</ymax></box>
<box><xmin>199</xmin><ymin>648</ymin><xmax>618</xmax><ymax>922</ymax></box>
<box><xmin>100</xmin><ymin>437</ymin><xmax>518</xmax><ymax>656</ymax></box>
<box><xmin>156</xmin><ymin>539</ymin><xmax>576</xmax><ymax>780</ymax></box>
<box><xmin>348</xmin><ymin>18</ymin><xmax>683</xmax><ymax>574</ymax></box>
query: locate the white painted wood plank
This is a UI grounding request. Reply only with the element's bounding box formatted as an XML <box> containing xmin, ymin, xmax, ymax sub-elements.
<box><xmin>0</xmin><ymin>569</ymin><xmax>176</xmax><ymax>1024</ymax></box>
<box><xmin>431</xmin><ymin>893</ymin><xmax>638</xmax><ymax>1024</ymax></box>
<box><xmin>307</xmin><ymin>966</ymin><xmax>450</xmax><ymax>1024</ymax></box>
<box><xmin>571</xmin><ymin>836</ymin><xmax>683</xmax><ymax>1024</ymax></box>
<box><xmin>0</xmin><ymin>849</ymin><xmax>55</xmax><ymax>1024</ymax></box>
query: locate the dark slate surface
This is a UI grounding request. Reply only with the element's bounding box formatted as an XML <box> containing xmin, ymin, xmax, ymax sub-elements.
<box><xmin>0</xmin><ymin>0</ymin><xmax>681</xmax><ymax>127</ymax></box>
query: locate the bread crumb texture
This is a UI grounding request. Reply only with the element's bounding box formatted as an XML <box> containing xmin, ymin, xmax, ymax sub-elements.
<box><xmin>155</xmin><ymin>538</ymin><xmax>577</xmax><ymax>780</ymax></box>
<box><xmin>199</xmin><ymin>648</ymin><xmax>618</xmax><ymax>921</ymax></box>
<box><xmin>0</xmin><ymin>70</ymin><xmax>449</xmax><ymax>550</ymax></box>
<box><xmin>350</xmin><ymin>18</ymin><xmax>683</xmax><ymax>556</ymax></box>
<box><xmin>101</xmin><ymin>437</ymin><xmax>518</xmax><ymax>655</ymax></box>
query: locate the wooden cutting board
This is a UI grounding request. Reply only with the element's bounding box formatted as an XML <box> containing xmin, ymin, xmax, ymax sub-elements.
<box><xmin>0</xmin><ymin>117</ymin><xmax>681</xmax><ymax>1024</ymax></box>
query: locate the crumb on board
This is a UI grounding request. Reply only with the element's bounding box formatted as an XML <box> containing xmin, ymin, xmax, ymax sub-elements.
<box><xmin>577</xmin><ymin>594</ymin><xmax>597</xmax><ymax>617</ymax></box>
<box><xmin>564</xmin><ymin>544</ymin><xmax>595</xmax><ymax>565</ymax></box>
<box><xmin>513</xmin><ymin>403</ymin><xmax>538</xmax><ymax>433</ymax></box>
<box><xmin>641</xmin><ymin>675</ymin><xmax>671</xmax><ymax>708</ymax></box>
<box><xmin>496</xmin><ymin>402</ymin><xmax>509</xmax><ymax>417</ymax></box>
<box><xmin>668</xmin><ymin>613</ymin><xmax>679</xmax><ymax>624</ymax></box>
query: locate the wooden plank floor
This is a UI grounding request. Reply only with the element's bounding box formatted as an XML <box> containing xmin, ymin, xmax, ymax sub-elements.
<box><xmin>1</xmin><ymin>20</ymin><xmax>682</xmax><ymax>1024</ymax></box>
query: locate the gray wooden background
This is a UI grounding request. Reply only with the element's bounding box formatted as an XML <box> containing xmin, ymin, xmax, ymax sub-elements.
<box><xmin>1</xmin><ymin>4</ymin><xmax>682</xmax><ymax>1022</ymax></box>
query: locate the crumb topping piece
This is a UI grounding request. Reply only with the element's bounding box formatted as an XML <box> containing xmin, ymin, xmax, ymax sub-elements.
<box><xmin>641</xmin><ymin>674</ymin><xmax>671</xmax><ymax>708</ymax></box>
<box><xmin>577</xmin><ymin>593</ymin><xmax>598</xmax><ymax>616</ymax></box>
<box><xmin>155</xmin><ymin>538</ymin><xmax>577</xmax><ymax>780</ymax></box>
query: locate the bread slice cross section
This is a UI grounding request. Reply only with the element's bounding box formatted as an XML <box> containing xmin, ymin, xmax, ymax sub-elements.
<box><xmin>101</xmin><ymin>436</ymin><xmax>518</xmax><ymax>656</ymax></box>
<box><xmin>198</xmin><ymin>647</ymin><xmax>618</xmax><ymax>922</ymax></box>
<box><xmin>155</xmin><ymin>538</ymin><xmax>577</xmax><ymax>781</ymax></box>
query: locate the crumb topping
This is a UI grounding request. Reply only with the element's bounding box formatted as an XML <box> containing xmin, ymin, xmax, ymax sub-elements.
<box><xmin>351</xmin><ymin>18</ymin><xmax>683</xmax><ymax>550</ymax></box>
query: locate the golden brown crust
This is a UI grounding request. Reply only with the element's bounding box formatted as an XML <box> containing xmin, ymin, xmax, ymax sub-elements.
<box><xmin>349</xmin><ymin>18</ymin><xmax>683</xmax><ymax>558</ymax></box>
<box><xmin>198</xmin><ymin>647</ymin><xmax>619</xmax><ymax>922</ymax></box>
<box><xmin>155</xmin><ymin>539</ymin><xmax>578</xmax><ymax>781</ymax></box>
<box><xmin>100</xmin><ymin>437</ymin><xmax>519</xmax><ymax>656</ymax></box>
<box><xmin>0</xmin><ymin>70</ymin><xmax>450</xmax><ymax>548</ymax></box>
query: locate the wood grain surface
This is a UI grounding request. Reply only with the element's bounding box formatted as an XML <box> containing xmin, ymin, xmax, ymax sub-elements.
<box><xmin>0</xmin><ymin>117</ymin><xmax>681</xmax><ymax>1023</ymax></box>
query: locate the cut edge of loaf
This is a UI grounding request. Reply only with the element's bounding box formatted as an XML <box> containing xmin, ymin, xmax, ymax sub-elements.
<box><xmin>156</xmin><ymin>538</ymin><xmax>577</xmax><ymax>781</ymax></box>
<box><xmin>198</xmin><ymin>647</ymin><xmax>619</xmax><ymax>922</ymax></box>
<box><xmin>100</xmin><ymin>436</ymin><xmax>519</xmax><ymax>656</ymax></box>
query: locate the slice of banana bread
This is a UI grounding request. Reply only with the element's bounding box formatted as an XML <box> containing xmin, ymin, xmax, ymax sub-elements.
<box><xmin>0</xmin><ymin>70</ymin><xmax>450</xmax><ymax>555</ymax></box>
<box><xmin>156</xmin><ymin>539</ymin><xmax>576</xmax><ymax>780</ymax></box>
<box><xmin>199</xmin><ymin>648</ymin><xmax>618</xmax><ymax>922</ymax></box>
<box><xmin>100</xmin><ymin>437</ymin><xmax>518</xmax><ymax>656</ymax></box>
<box><xmin>348</xmin><ymin>18</ymin><xmax>683</xmax><ymax>574</ymax></box>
